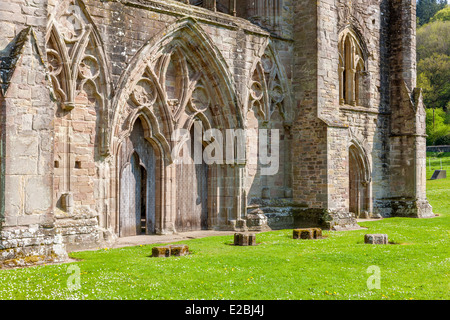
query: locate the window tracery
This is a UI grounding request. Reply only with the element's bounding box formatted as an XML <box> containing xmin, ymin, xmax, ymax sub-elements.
<box><xmin>339</xmin><ymin>30</ymin><xmax>367</xmax><ymax>107</ymax></box>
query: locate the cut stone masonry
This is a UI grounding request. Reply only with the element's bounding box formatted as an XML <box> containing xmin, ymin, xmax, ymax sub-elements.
<box><xmin>0</xmin><ymin>0</ymin><xmax>433</xmax><ymax>266</ymax></box>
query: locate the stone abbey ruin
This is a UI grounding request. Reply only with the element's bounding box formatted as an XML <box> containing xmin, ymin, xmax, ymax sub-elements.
<box><xmin>0</xmin><ymin>0</ymin><xmax>434</xmax><ymax>266</ymax></box>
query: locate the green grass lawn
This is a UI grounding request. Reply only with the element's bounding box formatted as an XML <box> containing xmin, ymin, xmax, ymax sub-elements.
<box><xmin>0</xmin><ymin>156</ymin><xmax>449</xmax><ymax>300</ymax></box>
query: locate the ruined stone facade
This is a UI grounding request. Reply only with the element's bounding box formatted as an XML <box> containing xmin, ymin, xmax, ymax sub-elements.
<box><xmin>0</xmin><ymin>0</ymin><xmax>433</xmax><ymax>266</ymax></box>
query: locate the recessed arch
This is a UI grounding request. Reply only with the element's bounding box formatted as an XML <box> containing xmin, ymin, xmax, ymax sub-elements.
<box><xmin>119</xmin><ymin>106</ymin><xmax>172</xmax><ymax>163</ymax></box>
<box><xmin>109</xmin><ymin>18</ymin><xmax>243</xmax><ymax>159</ymax></box>
<box><xmin>348</xmin><ymin>140</ymin><xmax>371</xmax><ymax>218</ymax></box>
<box><xmin>247</xmin><ymin>40</ymin><xmax>293</xmax><ymax>123</ymax></box>
<box><xmin>109</xmin><ymin>18</ymin><xmax>249</xmax><ymax>236</ymax></box>
<box><xmin>338</xmin><ymin>26</ymin><xmax>369</xmax><ymax>62</ymax></box>
<box><xmin>338</xmin><ymin>27</ymin><xmax>369</xmax><ymax>107</ymax></box>
<box><xmin>117</xmin><ymin>116</ymin><xmax>163</xmax><ymax>236</ymax></box>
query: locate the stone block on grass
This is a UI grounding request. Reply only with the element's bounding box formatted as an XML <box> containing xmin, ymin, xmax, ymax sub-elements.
<box><xmin>169</xmin><ymin>244</ymin><xmax>189</xmax><ymax>256</ymax></box>
<box><xmin>312</xmin><ymin>228</ymin><xmax>322</xmax><ymax>238</ymax></box>
<box><xmin>293</xmin><ymin>228</ymin><xmax>322</xmax><ymax>240</ymax></box>
<box><xmin>364</xmin><ymin>234</ymin><xmax>388</xmax><ymax>245</ymax></box>
<box><xmin>293</xmin><ymin>228</ymin><xmax>313</xmax><ymax>239</ymax></box>
<box><xmin>151</xmin><ymin>246</ymin><xmax>171</xmax><ymax>258</ymax></box>
<box><xmin>234</xmin><ymin>233</ymin><xmax>256</xmax><ymax>246</ymax></box>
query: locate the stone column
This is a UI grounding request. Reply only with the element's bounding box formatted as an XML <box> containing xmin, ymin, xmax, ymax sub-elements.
<box><xmin>161</xmin><ymin>161</ymin><xmax>176</xmax><ymax>234</ymax></box>
<box><xmin>229</xmin><ymin>0</ymin><xmax>236</xmax><ymax>16</ymax></box>
<box><xmin>339</xmin><ymin>66</ymin><xmax>345</xmax><ymax>104</ymax></box>
<box><xmin>387</xmin><ymin>0</ymin><xmax>433</xmax><ymax>218</ymax></box>
<box><xmin>204</xmin><ymin>0</ymin><xmax>217</xmax><ymax>12</ymax></box>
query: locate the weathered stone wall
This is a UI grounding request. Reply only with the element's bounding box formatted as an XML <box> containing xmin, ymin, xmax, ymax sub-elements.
<box><xmin>45</xmin><ymin>0</ymin><xmax>283</xmax><ymax>237</ymax></box>
<box><xmin>0</xmin><ymin>0</ymin><xmax>68</xmax><ymax>265</ymax></box>
<box><xmin>0</xmin><ymin>0</ymin><xmax>433</xmax><ymax>266</ymax></box>
<box><xmin>334</xmin><ymin>0</ymin><xmax>391</xmax><ymax>219</ymax></box>
<box><xmin>286</xmin><ymin>0</ymin><xmax>431</xmax><ymax>227</ymax></box>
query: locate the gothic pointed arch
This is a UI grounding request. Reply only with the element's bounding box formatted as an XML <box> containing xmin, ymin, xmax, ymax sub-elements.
<box><xmin>118</xmin><ymin>115</ymin><xmax>162</xmax><ymax>236</ymax></box>
<box><xmin>348</xmin><ymin>136</ymin><xmax>372</xmax><ymax>218</ymax></box>
<box><xmin>247</xmin><ymin>41</ymin><xmax>293</xmax><ymax>123</ymax></box>
<box><xmin>245</xmin><ymin>41</ymin><xmax>294</xmax><ymax>204</ymax></box>
<box><xmin>120</xmin><ymin>106</ymin><xmax>172</xmax><ymax>162</ymax></box>
<box><xmin>116</xmin><ymin>64</ymin><xmax>173</xmax><ymax>162</ymax></box>
<box><xmin>338</xmin><ymin>27</ymin><xmax>370</xmax><ymax>107</ymax></box>
<box><xmin>109</xmin><ymin>17</ymin><xmax>242</xmax><ymax>159</ymax></box>
<box><xmin>348</xmin><ymin>137</ymin><xmax>371</xmax><ymax>185</ymax></box>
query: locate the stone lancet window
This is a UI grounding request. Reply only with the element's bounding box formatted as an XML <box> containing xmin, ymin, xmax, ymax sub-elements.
<box><xmin>339</xmin><ymin>30</ymin><xmax>366</xmax><ymax>106</ymax></box>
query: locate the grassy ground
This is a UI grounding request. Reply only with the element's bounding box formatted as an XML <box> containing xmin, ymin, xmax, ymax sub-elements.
<box><xmin>426</xmin><ymin>152</ymin><xmax>450</xmax><ymax>177</ymax></box>
<box><xmin>0</xmin><ymin>156</ymin><xmax>449</xmax><ymax>300</ymax></box>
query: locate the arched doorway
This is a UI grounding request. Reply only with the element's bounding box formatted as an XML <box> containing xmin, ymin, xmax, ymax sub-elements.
<box><xmin>120</xmin><ymin>153</ymin><xmax>145</xmax><ymax>236</ymax></box>
<box><xmin>175</xmin><ymin>124</ymin><xmax>209</xmax><ymax>232</ymax></box>
<box><xmin>119</xmin><ymin>118</ymin><xmax>157</xmax><ymax>237</ymax></box>
<box><xmin>349</xmin><ymin>145</ymin><xmax>370</xmax><ymax>218</ymax></box>
<box><xmin>109</xmin><ymin>20</ymin><xmax>245</xmax><ymax>234</ymax></box>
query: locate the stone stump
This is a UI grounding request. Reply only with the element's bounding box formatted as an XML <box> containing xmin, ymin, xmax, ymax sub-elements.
<box><xmin>234</xmin><ymin>233</ymin><xmax>256</xmax><ymax>246</ymax></box>
<box><xmin>293</xmin><ymin>229</ymin><xmax>312</xmax><ymax>239</ymax></box>
<box><xmin>151</xmin><ymin>244</ymin><xmax>189</xmax><ymax>257</ymax></box>
<box><xmin>293</xmin><ymin>228</ymin><xmax>322</xmax><ymax>240</ymax></box>
<box><xmin>152</xmin><ymin>246</ymin><xmax>171</xmax><ymax>257</ymax></box>
<box><xmin>312</xmin><ymin>228</ymin><xmax>322</xmax><ymax>238</ymax></box>
<box><xmin>169</xmin><ymin>244</ymin><xmax>189</xmax><ymax>256</ymax></box>
<box><xmin>364</xmin><ymin>234</ymin><xmax>388</xmax><ymax>244</ymax></box>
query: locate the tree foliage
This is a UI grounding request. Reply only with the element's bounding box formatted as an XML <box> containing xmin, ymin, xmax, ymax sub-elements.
<box><xmin>418</xmin><ymin>4</ymin><xmax>450</xmax><ymax>145</ymax></box>
<box><xmin>426</xmin><ymin>108</ymin><xmax>450</xmax><ymax>145</ymax></box>
<box><xmin>417</xmin><ymin>0</ymin><xmax>447</xmax><ymax>26</ymax></box>
<box><xmin>417</xmin><ymin>20</ymin><xmax>450</xmax><ymax>61</ymax></box>
<box><xmin>417</xmin><ymin>53</ymin><xmax>450</xmax><ymax>110</ymax></box>
<box><xmin>430</xmin><ymin>5</ymin><xmax>450</xmax><ymax>22</ymax></box>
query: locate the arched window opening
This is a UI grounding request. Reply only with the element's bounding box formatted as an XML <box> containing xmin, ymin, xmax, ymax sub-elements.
<box><xmin>339</xmin><ymin>31</ymin><xmax>367</xmax><ymax>107</ymax></box>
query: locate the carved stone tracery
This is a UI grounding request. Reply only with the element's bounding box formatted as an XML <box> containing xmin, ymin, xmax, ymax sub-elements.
<box><xmin>46</xmin><ymin>0</ymin><xmax>111</xmax><ymax>155</ymax></box>
<box><xmin>248</xmin><ymin>44</ymin><xmax>290</xmax><ymax>122</ymax></box>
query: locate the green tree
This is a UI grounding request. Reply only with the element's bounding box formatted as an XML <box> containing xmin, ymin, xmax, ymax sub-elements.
<box><xmin>417</xmin><ymin>53</ymin><xmax>450</xmax><ymax>110</ymax></box>
<box><xmin>417</xmin><ymin>20</ymin><xmax>450</xmax><ymax>61</ymax></box>
<box><xmin>430</xmin><ymin>5</ymin><xmax>450</xmax><ymax>22</ymax></box>
<box><xmin>417</xmin><ymin>3</ymin><xmax>450</xmax><ymax>145</ymax></box>
<box><xmin>417</xmin><ymin>0</ymin><xmax>447</xmax><ymax>26</ymax></box>
<box><xmin>426</xmin><ymin>108</ymin><xmax>450</xmax><ymax>145</ymax></box>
